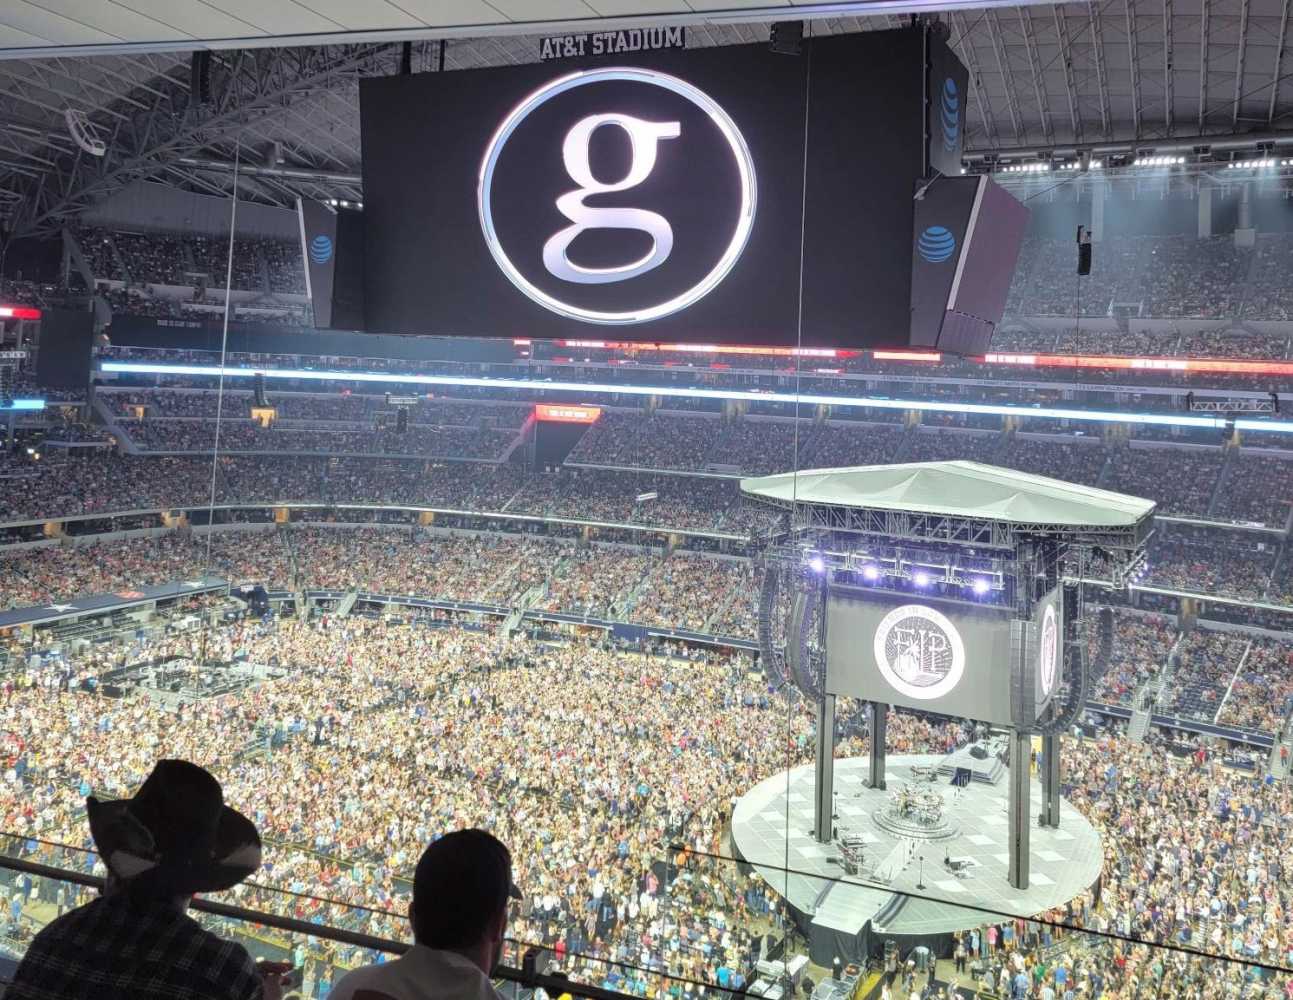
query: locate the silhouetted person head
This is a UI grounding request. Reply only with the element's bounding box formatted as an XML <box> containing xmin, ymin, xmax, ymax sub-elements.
<box><xmin>410</xmin><ymin>828</ymin><xmax>522</xmax><ymax>975</ymax></box>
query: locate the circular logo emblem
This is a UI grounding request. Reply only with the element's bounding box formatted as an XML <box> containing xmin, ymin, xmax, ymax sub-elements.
<box><xmin>940</xmin><ymin>77</ymin><xmax>960</xmax><ymax>152</ymax></box>
<box><xmin>1038</xmin><ymin>603</ymin><xmax>1059</xmax><ymax>697</ymax></box>
<box><xmin>873</xmin><ymin>604</ymin><xmax>966</xmax><ymax>700</ymax></box>
<box><xmin>478</xmin><ymin>67</ymin><xmax>757</xmax><ymax>325</ymax></box>
<box><xmin>917</xmin><ymin>226</ymin><xmax>956</xmax><ymax>264</ymax></box>
<box><xmin>309</xmin><ymin>234</ymin><xmax>333</xmax><ymax>264</ymax></box>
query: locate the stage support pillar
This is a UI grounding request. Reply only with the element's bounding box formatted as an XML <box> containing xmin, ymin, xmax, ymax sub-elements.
<box><xmin>1008</xmin><ymin>730</ymin><xmax>1031</xmax><ymax>889</ymax></box>
<box><xmin>1039</xmin><ymin>732</ymin><xmax>1061</xmax><ymax>828</ymax></box>
<box><xmin>814</xmin><ymin>693</ymin><xmax>836</xmax><ymax>843</ymax></box>
<box><xmin>869</xmin><ymin>702</ymin><xmax>888</xmax><ymax>790</ymax></box>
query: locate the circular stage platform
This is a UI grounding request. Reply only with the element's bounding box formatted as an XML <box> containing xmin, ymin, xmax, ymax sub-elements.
<box><xmin>731</xmin><ymin>754</ymin><xmax>1103</xmax><ymax>941</ymax></box>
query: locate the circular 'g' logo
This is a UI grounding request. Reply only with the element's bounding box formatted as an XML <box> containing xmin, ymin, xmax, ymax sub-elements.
<box><xmin>873</xmin><ymin>604</ymin><xmax>966</xmax><ymax>700</ymax></box>
<box><xmin>478</xmin><ymin>67</ymin><xmax>757</xmax><ymax>325</ymax></box>
<box><xmin>1038</xmin><ymin>603</ymin><xmax>1059</xmax><ymax>697</ymax></box>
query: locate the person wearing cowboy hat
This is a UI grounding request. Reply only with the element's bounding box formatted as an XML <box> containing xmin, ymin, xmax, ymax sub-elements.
<box><xmin>8</xmin><ymin>759</ymin><xmax>290</xmax><ymax>1000</ymax></box>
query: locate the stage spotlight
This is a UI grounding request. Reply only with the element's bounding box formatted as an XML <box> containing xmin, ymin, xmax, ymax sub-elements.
<box><xmin>862</xmin><ymin>565</ymin><xmax>880</xmax><ymax>582</ymax></box>
<box><xmin>913</xmin><ymin>571</ymin><xmax>931</xmax><ymax>587</ymax></box>
<box><xmin>971</xmin><ymin>578</ymin><xmax>990</xmax><ymax>596</ymax></box>
<box><xmin>808</xmin><ymin>555</ymin><xmax>825</xmax><ymax>574</ymax></box>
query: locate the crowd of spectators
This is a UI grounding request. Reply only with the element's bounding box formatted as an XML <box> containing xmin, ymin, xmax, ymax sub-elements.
<box><xmin>116</xmin><ymin>418</ymin><xmax>519</xmax><ymax>460</ymax></box>
<box><xmin>1242</xmin><ymin>234</ymin><xmax>1293</xmax><ymax>321</ymax></box>
<box><xmin>1213</xmin><ymin>455</ymin><xmax>1293</xmax><ymax>528</ymax></box>
<box><xmin>2</xmin><ymin>613</ymin><xmax>1292</xmax><ymax>998</ymax></box>
<box><xmin>79</xmin><ymin>226</ymin><xmax>305</xmax><ymax>295</ymax></box>
<box><xmin>102</xmin><ymin>389</ymin><xmax>529</xmax><ymax>428</ymax></box>
<box><xmin>1216</xmin><ymin>638</ymin><xmax>1293</xmax><ymax>732</ymax></box>
<box><xmin>1088</xmin><ymin>612</ymin><xmax>1177</xmax><ymax>706</ymax></box>
<box><xmin>1144</xmin><ymin>526</ymin><xmax>1277</xmax><ymax>600</ymax></box>
<box><xmin>1162</xmin><ymin>630</ymin><xmax>1249</xmax><ymax>723</ymax></box>
<box><xmin>1103</xmin><ymin>446</ymin><xmax>1223</xmax><ymax>518</ymax></box>
<box><xmin>567</xmin><ymin>413</ymin><xmax>803</xmax><ymax>476</ymax></box>
<box><xmin>0</xmin><ymin>529</ymin><xmax>292</xmax><ymax>609</ymax></box>
<box><xmin>999</xmin><ymin>436</ymin><xmax>1107</xmax><ymax>485</ymax></box>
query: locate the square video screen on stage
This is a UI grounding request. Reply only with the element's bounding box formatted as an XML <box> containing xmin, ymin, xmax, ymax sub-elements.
<box><xmin>825</xmin><ymin>590</ymin><xmax>1020</xmax><ymax>725</ymax></box>
<box><xmin>359</xmin><ymin>31</ymin><xmax>932</xmax><ymax>347</ymax></box>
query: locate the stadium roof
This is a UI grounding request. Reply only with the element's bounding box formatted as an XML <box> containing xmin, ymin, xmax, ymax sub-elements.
<box><xmin>740</xmin><ymin>460</ymin><xmax>1156</xmax><ymax>527</ymax></box>
<box><xmin>2</xmin><ymin>0</ymin><xmax>1293</xmax><ymax>235</ymax></box>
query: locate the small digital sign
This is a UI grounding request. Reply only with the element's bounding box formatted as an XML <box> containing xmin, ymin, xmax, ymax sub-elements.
<box><xmin>535</xmin><ymin>403</ymin><xmax>602</xmax><ymax>423</ymax></box>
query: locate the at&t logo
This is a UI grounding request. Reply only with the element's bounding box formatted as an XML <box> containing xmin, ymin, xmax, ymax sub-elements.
<box><xmin>309</xmin><ymin>234</ymin><xmax>333</xmax><ymax>264</ymax></box>
<box><xmin>917</xmin><ymin>225</ymin><xmax>956</xmax><ymax>263</ymax></box>
<box><xmin>478</xmin><ymin>67</ymin><xmax>757</xmax><ymax>325</ymax></box>
<box><xmin>940</xmin><ymin>77</ymin><xmax>960</xmax><ymax>152</ymax></box>
<box><xmin>873</xmin><ymin>604</ymin><xmax>966</xmax><ymax>700</ymax></box>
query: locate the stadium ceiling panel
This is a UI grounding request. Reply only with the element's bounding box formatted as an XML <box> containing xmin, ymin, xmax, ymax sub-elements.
<box><xmin>1</xmin><ymin>0</ymin><xmax>1293</xmax><ymax>235</ymax></box>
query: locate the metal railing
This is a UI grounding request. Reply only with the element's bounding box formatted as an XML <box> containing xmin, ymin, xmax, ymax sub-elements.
<box><xmin>0</xmin><ymin>852</ymin><xmax>637</xmax><ymax>1000</ymax></box>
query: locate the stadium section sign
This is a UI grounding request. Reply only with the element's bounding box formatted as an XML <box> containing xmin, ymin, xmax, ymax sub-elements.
<box><xmin>539</xmin><ymin>27</ymin><xmax>685</xmax><ymax>61</ymax></box>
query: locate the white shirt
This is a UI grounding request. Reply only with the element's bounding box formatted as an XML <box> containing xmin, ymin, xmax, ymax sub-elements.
<box><xmin>328</xmin><ymin>945</ymin><xmax>506</xmax><ymax>1000</ymax></box>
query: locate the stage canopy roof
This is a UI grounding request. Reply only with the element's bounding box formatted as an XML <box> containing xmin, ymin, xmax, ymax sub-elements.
<box><xmin>741</xmin><ymin>460</ymin><xmax>1155</xmax><ymax>529</ymax></box>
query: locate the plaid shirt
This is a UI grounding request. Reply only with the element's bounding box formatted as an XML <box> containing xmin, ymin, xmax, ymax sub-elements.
<box><xmin>8</xmin><ymin>892</ymin><xmax>264</xmax><ymax>1000</ymax></box>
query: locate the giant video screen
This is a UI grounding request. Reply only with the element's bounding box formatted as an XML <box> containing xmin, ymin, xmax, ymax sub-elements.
<box><xmin>826</xmin><ymin>590</ymin><xmax>1019</xmax><ymax>725</ymax></box>
<box><xmin>359</xmin><ymin>31</ymin><xmax>929</xmax><ymax>347</ymax></box>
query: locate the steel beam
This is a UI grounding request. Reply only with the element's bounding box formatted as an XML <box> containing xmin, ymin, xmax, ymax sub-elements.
<box><xmin>814</xmin><ymin>693</ymin><xmax>836</xmax><ymax>844</ymax></box>
<box><xmin>951</xmin><ymin>11</ymin><xmax>999</xmax><ymax>146</ymax></box>
<box><xmin>1018</xmin><ymin>6</ymin><xmax>1054</xmax><ymax>144</ymax></box>
<box><xmin>1269</xmin><ymin>0</ymin><xmax>1290</xmax><ymax>125</ymax></box>
<box><xmin>1040</xmin><ymin>731</ymin><xmax>1061</xmax><ymax>827</ymax></box>
<box><xmin>1052</xmin><ymin>8</ymin><xmax>1083</xmax><ymax>142</ymax></box>
<box><xmin>1089</xmin><ymin>4</ymin><xmax>1113</xmax><ymax>138</ymax></box>
<box><xmin>1232</xmin><ymin>0</ymin><xmax>1250</xmax><ymax>127</ymax></box>
<box><xmin>986</xmin><ymin>10</ymin><xmax>1027</xmax><ymax>143</ymax></box>
<box><xmin>1165</xmin><ymin>0</ymin><xmax>1175</xmax><ymax>135</ymax></box>
<box><xmin>1007</xmin><ymin>729</ymin><xmax>1032</xmax><ymax>889</ymax></box>
<box><xmin>1127</xmin><ymin>0</ymin><xmax>1144</xmax><ymax>136</ymax></box>
<box><xmin>869</xmin><ymin>702</ymin><xmax>888</xmax><ymax>790</ymax></box>
<box><xmin>3</xmin><ymin>44</ymin><xmax>393</xmax><ymax>237</ymax></box>
<box><xmin>1199</xmin><ymin>0</ymin><xmax>1211</xmax><ymax>131</ymax></box>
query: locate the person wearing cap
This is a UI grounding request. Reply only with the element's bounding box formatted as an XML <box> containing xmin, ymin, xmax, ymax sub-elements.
<box><xmin>8</xmin><ymin>759</ymin><xmax>288</xmax><ymax>1000</ymax></box>
<box><xmin>328</xmin><ymin>828</ymin><xmax>522</xmax><ymax>1000</ymax></box>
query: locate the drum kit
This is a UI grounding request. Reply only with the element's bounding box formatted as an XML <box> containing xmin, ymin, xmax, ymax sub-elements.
<box><xmin>888</xmin><ymin>784</ymin><xmax>944</xmax><ymax>827</ymax></box>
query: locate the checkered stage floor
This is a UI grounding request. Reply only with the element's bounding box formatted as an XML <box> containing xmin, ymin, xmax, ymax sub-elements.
<box><xmin>730</xmin><ymin>754</ymin><xmax>1104</xmax><ymax>936</ymax></box>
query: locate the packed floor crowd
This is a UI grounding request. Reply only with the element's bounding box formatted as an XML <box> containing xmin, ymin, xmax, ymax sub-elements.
<box><xmin>4</xmin><ymin>524</ymin><xmax>1291</xmax><ymax>744</ymax></box>
<box><xmin>2</xmin><ymin>615</ymin><xmax>1291</xmax><ymax>998</ymax></box>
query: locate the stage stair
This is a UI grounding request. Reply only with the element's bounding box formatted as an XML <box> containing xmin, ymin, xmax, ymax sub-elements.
<box><xmin>934</xmin><ymin>741</ymin><xmax>1005</xmax><ymax>785</ymax></box>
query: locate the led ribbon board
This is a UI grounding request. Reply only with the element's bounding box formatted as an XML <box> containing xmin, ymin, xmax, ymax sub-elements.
<box><xmin>101</xmin><ymin>362</ymin><xmax>1292</xmax><ymax>433</ymax></box>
